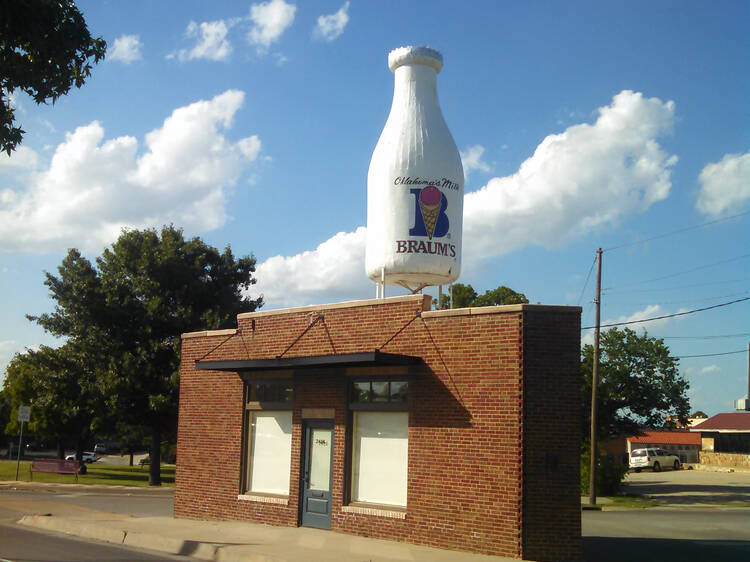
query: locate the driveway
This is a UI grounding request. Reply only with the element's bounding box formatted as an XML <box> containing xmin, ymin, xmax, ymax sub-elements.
<box><xmin>622</xmin><ymin>468</ymin><xmax>750</xmax><ymax>505</ymax></box>
<box><xmin>584</xmin><ymin>468</ymin><xmax>750</xmax><ymax>561</ymax></box>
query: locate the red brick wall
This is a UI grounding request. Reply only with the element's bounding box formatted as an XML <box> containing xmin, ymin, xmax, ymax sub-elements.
<box><xmin>175</xmin><ymin>295</ymin><xmax>581</xmax><ymax>560</ymax></box>
<box><xmin>521</xmin><ymin>309</ymin><xmax>582</xmax><ymax>561</ymax></box>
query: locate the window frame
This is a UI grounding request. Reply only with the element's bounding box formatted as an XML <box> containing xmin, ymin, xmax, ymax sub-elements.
<box><xmin>245</xmin><ymin>377</ymin><xmax>294</xmax><ymax>411</ymax></box>
<box><xmin>348</xmin><ymin>377</ymin><xmax>409</xmax><ymax>412</ymax></box>
<box><xmin>241</xmin><ymin>378</ymin><xmax>294</xmax><ymax>496</ymax></box>
<box><xmin>346</xmin><ymin>376</ymin><xmax>410</xmax><ymax>508</ymax></box>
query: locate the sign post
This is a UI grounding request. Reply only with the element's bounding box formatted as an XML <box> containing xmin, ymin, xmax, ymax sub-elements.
<box><xmin>15</xmin><ymin>406</ymin><xmax>30</xmax><ymax>481</ymax></box>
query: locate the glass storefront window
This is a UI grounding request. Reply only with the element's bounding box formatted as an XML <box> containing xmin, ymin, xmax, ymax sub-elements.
<box><xmin>371</xmin><ymin>381</ymin><xmax>389</xmax><ymax>402</ymax></box>
<box><xmin>247</xmin><ymin>410</ymin><xmax>292</xmax><ymax>495</ymax></box>
<box><xmin>350</xmin><ymin>379</ymin><xmax>408</xmax><ymax>406</ymax></box>
<box><xmin>351</xmin><ymin>411</ymin><xmax>408</xmax><ymax>506</ymax></box>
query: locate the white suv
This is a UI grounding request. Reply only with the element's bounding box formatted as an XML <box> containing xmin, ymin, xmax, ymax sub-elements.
<box><xmin>630</xmin><ymin>448</ymin><xmax>681</xmax><ymax>472</ymax></box>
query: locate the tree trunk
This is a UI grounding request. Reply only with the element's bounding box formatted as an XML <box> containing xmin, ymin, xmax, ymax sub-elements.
<box><xmin>129</xmin><ymin>451</ymin><xmax>134</xmax><ymax>466</ymax></box>
<box><xmin>56</xmin><ymin>440</ymin><xmax>64</xmax><ymax>459</ymax></box>
<box><xmin>149</xmin><ymin>424</ymin><xmax>161</xmax><ymax>486</ymax></box>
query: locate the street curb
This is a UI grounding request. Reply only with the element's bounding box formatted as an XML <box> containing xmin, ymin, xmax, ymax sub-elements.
<box><xmin>215</xmin><ymin>547</ymin><xmax>286</xmax><ymax>562</ymax></box>
<box><xmin>18</xmin><ymin>514</ymin><xmax>127</xmax><ymax>544</ymax></box>
<box><xmin>16</xmin><ymin>515</ymin><xmax>286</xmax><ymax>561</ymax></box>
<box><xmin>1</xmin><ymin>480</ymin><xmax>174</xmax><ymax>495</ymax></box>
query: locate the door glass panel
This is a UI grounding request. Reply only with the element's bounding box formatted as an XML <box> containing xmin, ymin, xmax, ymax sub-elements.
<box><xmin>309</xmin><ymin>428</ymin><xmax>332</xmax><ymax>491</ymax></box>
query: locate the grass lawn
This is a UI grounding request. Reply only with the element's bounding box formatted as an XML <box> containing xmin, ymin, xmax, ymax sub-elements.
<box><xmin>0</xmin><ymin>460</ymin><xmax>174</xmax><ymax>487</ymax></box>
<box><xmin>608</xmin><ymin>495</ymin><xmax>663</xmax><ymax>509</ymax></box>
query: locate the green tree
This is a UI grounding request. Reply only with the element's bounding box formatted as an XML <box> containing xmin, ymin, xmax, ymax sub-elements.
<box><xmin>473</xmin><ymin>285</ymin><xmax>529</xmax><ymax>307</ymax></box>
<box><xmin>582</xmin><ymin>328</ymin><xmax>691</xmax><ymax>440</ymax></box>
<box><xmin>439</xmin><ymin>283</ymin><xmax>528</xmax><ymax>309</ymax></box>
<box><xmin>0</xmin><ymin>388</ymin><xmax>10</xmax><ymax>457</ymax></box>
<box><xmin>2</xmin><ymin>344</ymin><xmax>103</xmax><ymax>460</ymax></box>
<box><xmin>691</xmin><ymin>410</ymin><xmax>708</xmax><ymax>419</ymax></box>
<box><xmin>1</xmin><ymin>0</ymin><xmax>107</xmax><ymax>154</ymax></box>
<box><xmin>30</xmin><ymin>226</ymin><xmax>262</xmax><ymax>485</ymax></box>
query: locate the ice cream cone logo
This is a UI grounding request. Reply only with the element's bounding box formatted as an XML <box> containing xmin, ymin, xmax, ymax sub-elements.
<box><xmin>418</xmin><ymin>186</ymin><xmax>442</xmax><ymax>239</ymax></box>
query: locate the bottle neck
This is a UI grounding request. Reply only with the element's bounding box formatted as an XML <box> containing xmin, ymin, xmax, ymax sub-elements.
<box><xmin>391</xmin><ymin>64</ymin><xmax>439</xmax><ymax>108</ymax></box>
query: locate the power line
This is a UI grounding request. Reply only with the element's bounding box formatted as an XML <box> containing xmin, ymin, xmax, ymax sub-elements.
<box><xmin>675</xmin><ymin>349</ymin><xmax>747</xmax><ymax>359</ymax></box>
<box><xmin>581</xmin><ymin>296</ymin><xmax>750</xmax><ymax>330</ymax></box>
<box><xmin>577</xmin><ymin>253</ymin><xmax>598</xmax><ymax>305</ymax></box>
<box><xmin>604</xmin><ymin>253</ymin><xmax>750</xmax><ymax>291</ymax></box>
<box><xmin>604</xmin><ymin>277</ymin><xmax>750</xmax><ymax>295</ymax></box>
<box><xmin>663</xmin><ymin>332</ymin><xmax>750</xmax><ymax>340</ymax></box>
<box><xmin>605</xmin><ymin>290</ymin><xmax>750</xmax><ymax>306</ymax></box>
<box><xmin>603</xmin><ymin>210</ymin><xmax>750</xmax><ymax>252</ymax></box>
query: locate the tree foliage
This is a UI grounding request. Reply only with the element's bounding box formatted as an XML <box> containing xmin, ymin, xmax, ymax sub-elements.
<box><xmin>582</xmin><ymin>328</ymin><xmax>691</xmax><ymax>439</ymax></box>
<box><xmin>1</xmin><ymin>0</ymin><xmax>106</xmax><ymax>154</ymax></box>
<box><xmin>2</xmin><ymin>343</ymin><xmax>103</xmax><ymax>459</ymax></box>
<box><xmin>29</xmin><ymin>225</ymin><xmax>262</xmax><ymax>483</ymax></box>
<box><xmin>438</xmin><ymin>283</ymin><xmax>529</xmax><ymax>309</ymax></box>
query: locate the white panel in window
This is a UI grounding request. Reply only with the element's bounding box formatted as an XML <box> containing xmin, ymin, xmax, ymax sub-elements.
<box><xmin>248</xmin><ymin>411</ymin><xmax>292</xmax><ymax>495</ymax></box>
<box><xmin>352</xmin><ymin>411</ymin><xmax>408</xmax><ymax>506</ymax></box>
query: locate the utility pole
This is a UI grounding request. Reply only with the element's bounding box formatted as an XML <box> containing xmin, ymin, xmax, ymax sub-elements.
<box><xmin>589</xmin><ymin>248</ymin><xmax>602</xmax><ymax>505</ymax></box>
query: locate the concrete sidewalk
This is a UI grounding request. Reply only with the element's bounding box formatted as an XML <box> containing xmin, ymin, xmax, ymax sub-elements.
<box><xmin>5</xmin><ymin>481</ymin><xmax>525</xmax><ymax>562</ymax></box>
<box><xmin>16</xmin><ymin>513</ymin><xmax>525</xmax><ymax>562</ymax></box>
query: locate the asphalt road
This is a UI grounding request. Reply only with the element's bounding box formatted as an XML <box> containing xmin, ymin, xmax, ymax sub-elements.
<box><xmin>1</xmin><ymin>469</ymin><xmax>750</xmax><ymax>562</ymax></box>
<box><xmin>583</xmin><ymin>510</ymin><xmax>750</xmax><ymax>561</ymax></box>
<box><xmin>583</xmin><ymin>469</ymin><xmax>750</xmax><ymax>561</ymax></box>
<box><xmin>0</xmin><ymin>488</ymin><xmax>173</xmax><ymax>519</ymax></box>
<box><xmin>0</xmin><ymin>484</ymin><xmax>180</xmax><ymax>562</ymax></box>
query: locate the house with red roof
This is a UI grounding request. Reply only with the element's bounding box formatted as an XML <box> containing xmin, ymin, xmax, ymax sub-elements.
<box><xmin>690</xmin><ymin>412</ymin><xmax>750</xmax><ymax>455</ymax></box>
<box><xmin>627</xmin><ymin>430</ymin><xmax>702</xmax><ymax>463</ymax></box>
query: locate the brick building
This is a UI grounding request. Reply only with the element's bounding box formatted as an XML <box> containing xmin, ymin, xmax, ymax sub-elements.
<box><xmin>175</xmin><ymin>294</ymin><xmax>582</xmax><ymax>561</ymax></box>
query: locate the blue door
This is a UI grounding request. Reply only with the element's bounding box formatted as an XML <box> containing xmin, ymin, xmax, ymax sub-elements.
<box><xmin>300</xmin><ymin>419</ymin><xmax>334</xmax><ymax>529</ymax></box>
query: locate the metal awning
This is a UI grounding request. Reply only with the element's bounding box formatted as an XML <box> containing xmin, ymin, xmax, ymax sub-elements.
<box><xmin>195</xmin><ymin>351</ymin><xmax>421</xmax><ymax>372</ymax></box>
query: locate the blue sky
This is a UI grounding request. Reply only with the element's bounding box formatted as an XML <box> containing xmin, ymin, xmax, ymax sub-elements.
<box><xmin>1</xmin><ymin>0</ymin><xmax>748</xmax><ymax>417</ymax></box>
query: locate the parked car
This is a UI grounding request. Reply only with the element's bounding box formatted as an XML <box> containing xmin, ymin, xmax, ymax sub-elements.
<box><xmin>630</xmin><ymin>448</ymin><xmax>681</xmax><ymax>472</ymax></box>
<box><xmin>94</xmin><ymin>441</ymin><xmax>120</xmax><ymax>453</ymax></box>
<box><xmin>65</xmin><ymin>452</ymin><xmax>98</xmax><ymax>463</ymax></box>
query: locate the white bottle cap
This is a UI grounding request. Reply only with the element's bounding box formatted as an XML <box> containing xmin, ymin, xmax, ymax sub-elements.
<box><xmin>388</xmin><ymin>46</ymin><xmax>443</xmax><ymax>73</ymax></box>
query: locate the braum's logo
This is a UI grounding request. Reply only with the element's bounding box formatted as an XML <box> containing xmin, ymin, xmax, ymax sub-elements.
<box><xmin>409</xmin><ymin>186</ymin><xmax>449</xmax><ymax>239</ymax></box>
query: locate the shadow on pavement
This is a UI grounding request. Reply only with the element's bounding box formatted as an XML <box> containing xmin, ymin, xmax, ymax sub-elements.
<box><xmin>584</xmin><ymin>536</ymin><xmax>750</xmax><ymax>562</ymax></box>
<box><xmin>623</xmin><ymin>480</ymin><xmax>750</xmax><ymax>504</ymax></box>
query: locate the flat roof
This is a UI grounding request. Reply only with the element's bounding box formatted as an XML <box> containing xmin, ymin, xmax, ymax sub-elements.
<box><xmin>195</xmin><ymin>351</ymin><xmax>422</xmax><ymax>372</ymax></box>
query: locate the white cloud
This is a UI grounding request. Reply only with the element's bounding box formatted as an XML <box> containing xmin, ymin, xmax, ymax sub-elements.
<box><xmin>253</xmin><ymin>227</ymin><xmax>369</xmax><ymax>308</ymax></box>
<box><xmin>109</xmin><ymin>34</ymin><xmax>143</xmax><ymax>64</ymax></box>
<box><xmin>0</xmin><ymin>146</ymin><xmax>38</xmax><ymax>173</ymax></box>
<box><xmin>700</xmin><ymin>364</ymin><xmax>720</xmax><ymax>375</ymax></box>
<box><xmin>696</xmin><ymin>150</ymin><xmax>750</xmax><ymax>216</ymax></box>
<box><xmin>177</xmin><ymin>20</ymin><xmax>233</xmax><ymax>62</ymax></box>
<box><xmin>248</xmin><ymin>0</ymin><xmax>296</xmax><ymax>50</ymax></box>
<box><xmin>313</xmin><ymin>2</ymin><xmax>350</xmax><ymax>42</ymax></box>
<box><xmin>464</xmin><ymin>90</ymin><xmax>677</xmax><ymax>259</ymax></box>
<box><xmin>609</xmin><ymin>304</ymin><xmax>667</xmax><ymax>329</ymax></box>
<box><xmin>250</xmin><ymin>90</ymin><xmax>678</xmax><ymax>309</ymax></box>
<box><xmin>460</xmin><ymin>144</ymin><xmax>491</xmax><ymax>178</ymax></box>
<box><xmin>0</xmin><ymin>340</ymin><xmax>18</xmax><ymax>379</ymax></box>
<box><xmin>0</xmin><ymin>90</ymin><xmax>261</xmax><ymax>253</ymax></box>
<box><xmin>582</xmin><ymin>304</ymin><xmax>668</xmax><ymax>346</ymax></box>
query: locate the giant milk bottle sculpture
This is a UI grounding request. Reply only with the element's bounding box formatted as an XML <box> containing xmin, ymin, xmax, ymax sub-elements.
<box><xmin>366</xmin><ymin>46</ymin><xmax>464</xmax><ymax>294</ymax></box>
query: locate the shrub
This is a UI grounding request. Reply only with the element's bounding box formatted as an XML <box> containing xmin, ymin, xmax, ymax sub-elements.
<box><xmin>580</xmin><ymin>448</ymin><xmax>629</xmax><ymax>496</ymax></box>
